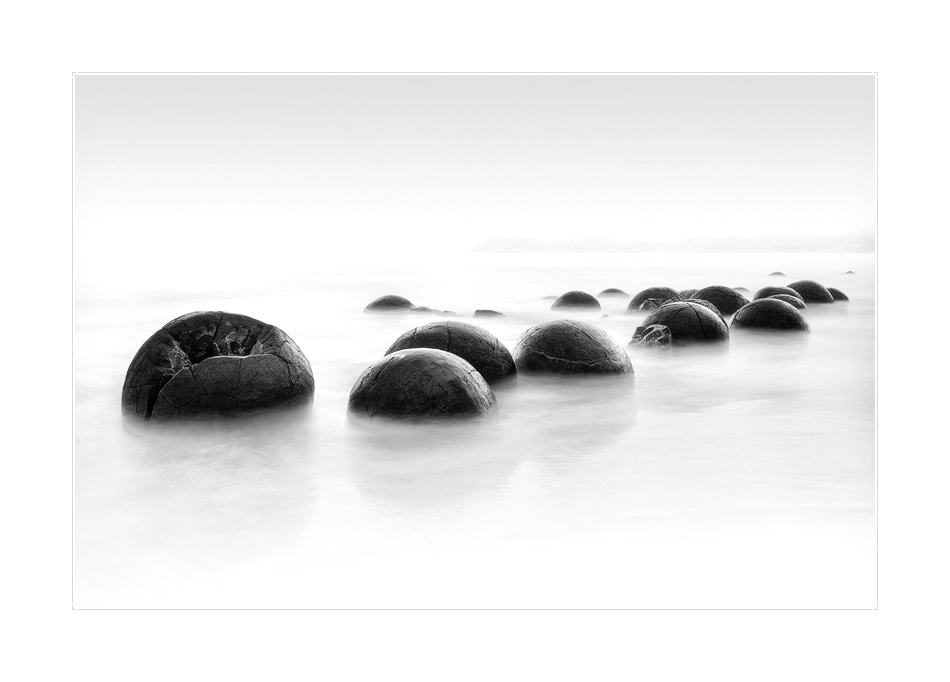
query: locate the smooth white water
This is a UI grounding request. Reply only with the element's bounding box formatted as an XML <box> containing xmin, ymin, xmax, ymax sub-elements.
<box><xmin>73</xmin><ymin>252</ymin><xmax>875</xmax><ymax>608</ymax></box>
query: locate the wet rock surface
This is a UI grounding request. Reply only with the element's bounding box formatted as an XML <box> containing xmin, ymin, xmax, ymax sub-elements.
<box><xmin>678</xmin><ymin>288</ymin><xmax>698</xmax><ymax>299</ymax></box>
<box><xmin>628</xmin><ymin>287</ymin><xmax>683</xmax><ymax>311</ymax></box>
<box><xmin>684</xmin><ymin>298</ymin><xmax>727</xmax><ymax>325</ymax></box>
<box><xmin>513</xmin><ymin>320</ymin><xmax>633</xmax><ymax>375</ymax></box>
<box><xmin>385</xmin><ymin>320</ymin><xmax>516</xmax><ymax>384</ymax></box>
<box><xmin>787</xmin><ymin>280</ymin><xmax>835</xmax><ymax>304</ymax></box>
<box><xmin>598</xmin><ymin>288</ymin><xmax>629</xmax><ymax>297</ymax></box>
<box><xmin>122</xmin><ymin>311</ymin><xmax>314</xmax><ymax>421</ymax></box>
<box><xmin>754</xmin><ymin>286</ymin><xmax>804</xmax><ymax>301</ymax></box>
<box><xmin>640</xmin><ymin>301</ymin><xmax>729</xmax><ymax>345</ymax></box>
<box><xmin>768</xmin><ymin>293</ymin><xmax>807</xmax><ymax>309</ymax></box>
<box><xmin>828</xmin><ymin>287</ymin><xmax>849</xmax><ymax>301</ymax></box>
<box><xmin>630</xmin><ymin>324</ymin><xmax>672</xmax><ymax>348</ymax></box>
<box><xmin>365</xmin><ymin>295</ymin><xmax>414</xmax><ymax>312</ymax></box>
<box><xmin>639</xmin><ymin>298</ymin><xmax>674</xmax><ymax>311</ymax></box>
<box><xmin>692</xmin><ymin>285</ymin><xmax>750</xmax><ymax>316</ymax></box>
<box><xmin>732</xmin><ymin>298</ymin><xmax>810</xmax><ymax>332</ymax></box>
<box><xmin>551</xmin><ymin>290</ymin><xmax>601</xmax><ymax>311</ymax></box>
<box><xmin>474</xmin><ymin>309</ymin><xmax>505</xmax><ymax>317</ymax></box>
<box><xmin>348</xmin><ymin>348</ymin><xmax>496</xmax><ymax>420</ymax></box>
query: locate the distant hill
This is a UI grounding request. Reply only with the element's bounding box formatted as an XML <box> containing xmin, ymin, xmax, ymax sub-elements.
<box><xmin>470</xmin><ymin>229</ymin><xmax>875</xmax><ymax>253</ymax></box>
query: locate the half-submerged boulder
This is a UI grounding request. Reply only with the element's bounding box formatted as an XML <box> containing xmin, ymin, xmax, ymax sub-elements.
<box><xmin>678</xmin><ymin>288</ymin><xmax>698</xmax><ymax>299</ymax></box>
<box><xmin>639</xmin><ymin>301</ymin><xmax>729</xmax><ymax>345</ymax></box>
<box><xmin>513</xmin><ymin>320</ymin><xmax>633</xmax><ymax>375</ymax></box>
<box><xmin>122</xmin><ymin>311</ymin><xmax>314</xmax><ymax>421</ymax></box>
<box><xmin>787</xmin><ymin>280</ymin><xmax>835</xmax><ymax>304</ymax></box>
<box><xmin>348</xmin><ymin>348</ymin><xmax>496</xmax><ymax>420</ymax></box>
<box><xmin>385</xmin><ymin>321</ymin><xmax>516</xmax><ymax>384</ymax></box>
<box><xmin>684</xmin><ymin>298</ymin><xmax>727</xmax><ymax>325</ymax></box>
<box><xmin>768</xmin><ymin>293</ymin><xmax>807</xmax><ymax>310</ymax></box>
<box><xmin>828</xmin><ymin>287</ymin><xmax>850</xmax><ymax>301</ymax></box>
<box><xmin>639</xmin><ymin>298</ymin><xmax>672</xmax><ymax>311</ymax></box>
<box><xmin>630</xmin><ymin>324</ymin><xmax>672</xmax><ymax>348</ymax></box>
<box><xmin>598</xmin><ymin>288</ymin><xmax>629</xmax><ymax>297</ymax></box>
<box><xmin>691</xmin><ymin>285</ymin><xmax>750</xmax><ymax>316</ymax></box>
<box><xmin>365</xmin><ymin>295</ymin><xmax>414</xmax><ymax>312</ymax></box>
<box><xmin>769</xmin><ymin>271</ymin><xmax>786</xmax><ymax>277</ymax></box>
<box><xmin>551</xmin><ymin>290</ymin><xmax>601</xmax><ymax>311</ymax></box>
<box><xmin>474</xmin><ymin>309</ymin><xmax>505</xmax><ymax>318</ymax></box>
<box><xmin>732</xmin><ymin>299</ymin><xmax>809</xmax><ymax>332</ymax></box>
<box><xmin>628</xmin><ymin>287</ymin><xmax>683</xmax><ymax>311</ymax></box>
<box><xmin>754</xmin><ymin>286</ymin><xmax>804</xmax><ymax>301</ymax></box>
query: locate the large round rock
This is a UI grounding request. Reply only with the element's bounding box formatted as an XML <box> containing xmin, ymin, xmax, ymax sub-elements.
<box><xmin>787</xmin><ymin>280</ymin><xmax>835</xmax><ymax>304</ymax></box>
<box><xmin>691</xmin><ymin>285</ymin><xmax>750</xmax><ymax>316</ymax></box>
<box><xmin>640</xmin><ymin>301</ymin><xmax>729</xmax><ymax>345</ymax></box>
<box><xmin>365</xmin><ymin>295</ymin><xmax>414</xmax><ymax>312</ymax></box>
<box><xmin>598</xmin><ymin>288</ymin><xmax>629</xmax><ymax>297</ymax></box>
<box><xmin>828</xmin><ymin>287</ymin><xmax>849</xmax><ymax>301</ymax></box>
<box><xmin>513</xmin><ymin>320</ymin><xmax>633</xmax><ymax>375</ymax></box>
<box><xmin>732</xmin><ymin>299</ymin><xmax>809</xmax><ymax>332</ymax></box>
<box><xmin>768</xmin><ymin>293</ymin><xmax>807</xmax><ymax>310</ymax></box>
<box><xmin>348</xmin><ymin>348</ymin><xmax>496</xmax><ymax>419</ymax></box>
<box><xmin>753</xmin><ymin>286</ymin><xmax>804</xmax><ymax>301</ymax></box>
<box><xmin>122</xmin><ymin>311</ymin><xmax>314</xmax><ymax>420</ymax></box>
<box><xmin>627</xmin><ymin>287</ymin><xmax>683</xmax><ymax>311</ymax></box>
<box><xmin>551</xmin><ymin>290</ymin><xmax>601</xmax><ymax>311</ymax></box>
<box><xmin>385</xmin><ymin>321</ymin><xmax>516</xmax><ymax>384</ymax></box>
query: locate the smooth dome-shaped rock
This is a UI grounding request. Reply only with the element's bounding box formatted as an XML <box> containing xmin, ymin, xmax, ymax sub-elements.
<box><xmin>754</xmin><ymin>286</ymin><xmax>804</xmax><ymax>301</ymax></box>
<box><xmin>787</xmin><ymin>280</ymin><xmax>835</xmax><ymax>304</ymax></box>
<box><xmin>733</xmin><ymin>287</ymin><xmax>752</xmax><ymax>295</ymax></box>
<box><xmin>678</xmin><ymin>288</ymin><xmax>698</xmax><ymax>299</ymax></box>
<box><xmin>640</xmin><ymin>301</ymin><xmax>729</xmax><ymax>345</ymax></box>
<box><xmin>551</xmin><ymin>290</ymin><xmax>601</xmax><ymax>311</ymax></box>
<box><xmin>348</xmin><ymin>348</ymin><xmax>496</xmax><ymax>420</ymax></box>
<box><xmin>828</xmin><ymin>287</ymin><xmax>849</xmax><ymax>301</ymax></box>
<box><xmin>692</xmin><ymin>285</ymin><xmax>750</xmax><ymax>316</ymax></box>
<box><xmin>598</xmin><ymin>288</ymin><xmax>629</xmax><ymax>297</ymax></box>
<box><xmin>628</xmin><ymin>287</ymin><xmax>683</xmax><ymax>312</ymax></box>
<box><xmin>732</xmin><ymin>299</ymin><xmax>809</xmax><ymax>332</ymax></box>
<box><xmin>385</xmin><ymin>321</ymin><xmax>516</xmax><ymax>384</ymax></box>
<box><xmin>474</xmin><ymin>309</ymin><xmax>504</xmax><ymax>317</ymax></box>
<box><xmin>513</xmin><ymin>320</ymin><xmax>633</xmax><ymax>375</ymax></box>
<box><xmin>122</xmin><ymin>311</ymin><xmax>314</xmax><ymax>420</ymax></box>
<box><xmin>769</xmin><ymin>271</ymin><xmax>786</xmax><ymax>277</ymax></box>
<box><xmin>365</xmin><ymin>295</ymin><xmax>414</xmax><ymax>312</ymax></box>
<box><xmin>768</xmin><ymin>293</ymin><xmax>807</xmax><ymax>309</ymax></box>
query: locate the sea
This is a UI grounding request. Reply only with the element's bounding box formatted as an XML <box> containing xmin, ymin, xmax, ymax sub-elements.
<box><xmin>73</xmin><ymin>251</ymin><xmax>876</xmax><ymax>608</ymax></box>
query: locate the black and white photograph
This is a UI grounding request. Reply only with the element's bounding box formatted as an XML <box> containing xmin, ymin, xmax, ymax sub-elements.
<box><xmin>72</xmin><ymin>73</ymin><xmax>876</xmax><ymax>609</ymax></box>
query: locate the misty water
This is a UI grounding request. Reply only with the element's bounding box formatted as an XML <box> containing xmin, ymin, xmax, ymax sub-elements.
<box><xmin>74</xmin><ymin>252</ymin><xmax>875</xmax><ymax>608</ymax></box>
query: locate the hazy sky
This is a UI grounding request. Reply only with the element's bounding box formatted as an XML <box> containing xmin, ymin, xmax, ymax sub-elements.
<box><xmin>75</xmin><ymin>74</ymin><xmax>874</xmax><ymax>268</ymax></box>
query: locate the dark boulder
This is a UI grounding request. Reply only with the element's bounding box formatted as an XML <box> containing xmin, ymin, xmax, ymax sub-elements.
<box><xmin>733</xmin><ymin>287</ymin><xmax>752</xmax><ymax>295</ymax></box>
<box><xmin>754</xmin><ymin>286</ymin><xmax>804</xmax><ymax>301</ymax></box>
<box><xmin>768</xmin><ymin>294</ymin><xmax>807</xmax><ymax>310</ymax></box>
<box><xmin>639</xmin><ymin>298</ymin><xmax>672</xmax><ymax>311</ymax></box>
<box><xmin>732</xmin><ymin>299</ymin><xmax>809</xmax><ymax>332</ymax></box>
<box><xmin>474</xmin><ymin>309</ymin><xmax>505</xmax><ymax>318</ymax></box>
<box><xmin>640</xmin><ymin>301</ymin><xmax>729</xmax><ymax>345</ymax></box>
<box><xmin>385</xmin><ymin>321</ymin><xmax>516</xmax><ymax>384</ymax></box>
<box><xmin>844</xmin><ymin>271</ymin><xmax>855</xmax><ymax>275</ymax></box>
<box><xmin>365</xmin><ymin>295</ymin><xmax>414</xmax><ymax>312</ymax></box>
<box><xmin>122</xmin><ymin>311</ymin><xmax>314</xmax><ymax>421</ymax></box>
<box><xmin>598</xmin><ymin>288</ymin><xmax>629</xmax><ymax>297</ymax></box>
<box><xmin>787</xmin><ymin>280</ymin><xmax>835</xmax><ymax>304</ymax></box>
<box><xmin>628</xmin><ymin>287</ymin><xmax>683</xmax><ymax>311</ymax></box>
<box><xmin>513</xmin><ymin>320</ymin><xmax>633</xmax><ymax>375</ymax></box>
<box><xmin>828</xmin><ymin>287</ymin><xmax>849</xmax><ymax>301</ymax></box>
<box><xmin>692</xmin><ymin>285</ymin><xmax>750</xmax><ymax>316</ymax></box>
<box><xmin>551</xmin><ymin>290</ymin><xmax>601</xmax><ymax>311</ymax></box>
<box><xmin>769</xmin><ymin>271</ymin><xmax>786</xmax><ymax>277</ymax></box>
<box><xmin>411</xmin><ymin>306</ymin><xmax>438</xmax><ymax>314</ymax></box>
<box><xmin>348</xmin><ymin>348</ymin><xmax>495</xmax><ymax>420</ymax></box>
<box><xmin>629</xmin><ymin>324</ymin><xmax>672</xmax><ymax>348</ymax></box>
<box><xmin>678</xmin><ymin>288</ymin><xmax>698</xmax><ymax>299</ymax></box>
<box><xmin>684</xmin><ymin>298</ymin><xmax>727</xmax><ymax>325</ymax></box>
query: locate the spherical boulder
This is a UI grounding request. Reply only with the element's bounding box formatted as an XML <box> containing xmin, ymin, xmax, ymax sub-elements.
<box><xmin>678</xmin><ymin>288</ymin><xmax>698</xmax><ymax>299</ymax></box>
<box><xmin>552</xmin><ymin>290</ymin><xmax>601</xmax><ymax>311</ymax></box>
<box><xmin>768</xmin><ymin>293</ymin><xmax>807</xmax><ymax>310</ymax></box>
<box><xmin>828</xmin><ymin>287</ymin><xmax>849</xmax><ymax>301</ymax></box>
<box><xmin>598</xmin><ymin>288</ymin><xmax>629</xmax><ymax>297</ymax></box>
<box><xmin>640</xmin><ymin>301</ymin><xmax>729</xmax><ymax>345</ymax></box>
<box><xmin>787</xmin><ymin>280</ymin><xmax>835</xmax><ymax>304</ymax></box>
<box><xmin>513</xmin><ymin>320</ymin><xmax>633</xmax><ymax>375</ymax></box>
<box><xmin>684</xmin><ymin>298</ymin><xmax>727</xmax><ymax>325</ymax></box>
<box><xmin>365</xmin><ymin>295</ymin><xmax>414</xmax><ymax>312</ymax></box>
<box><xmin>692</xmin><ymin>285</ymin><xmax>750</xmax><ymax>316</ymax></box>
<box><xmin>122</xmin><ymin>311</ymin><xmax>314</xmax><ymax>420</ymax></box>
<box><xmin>732</xmin><ymin>299</ymin><xmax>809</xmax><ymax>332</ymax></box>
<box><xmin>628</xmin><ymin>287</ymin><xmax>683</xmax><ymax>312</ymax></box>
<box><xmin>385</xmin><ymin>321</ymin><xmax>516</xmax><ymax>384</ymax></box>
<box><xmin>348</xmin><ymin>348</ymin><xmax>496</xmax><ymax>420</ymax></box>
<box><xmin>769</xmin><ymin>271</ymin><xmax>786</xmax><ymax>277</ymax></box>
<box><xmin>733</xmin><ymin>287</ymin><xmax>752</xmax><ymax>295</ymax></box>
<box><xmin>754</xmin><ymin>286</ymin><xmax>804</xmax><ymax>301</ymax></box>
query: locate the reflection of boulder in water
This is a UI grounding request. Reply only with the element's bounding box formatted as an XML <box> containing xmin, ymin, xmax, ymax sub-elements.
<box><xmin>628</xmin><ymin>287</ymin><xmax>682</xmax><ymax>311</ymax></box>
<box><xmin>768</xmin><ymin>293</ymin><xmax>807</xmax><ymax>309</ymax></box>
<box><xmin>787</xmin><ymin>280</ymin><xmax>835</xmax><ymax>304</ymax></box>
<box><xmin>732</xmin><ymin>298</ymin><xmax>809</xmax><ymax>332</ymax></box>
<box><xmin>828</xmin><ymin>287</ymin><xmax>850</xmax><ymax>301</ymax></box>
<box><xmin>551</xmin><ymin>290</ymin><xmax>601</xmax><ymax>311</ymax></box>
<box><xmin>691</xmin><ymin>285</ymin><xmax>750</xmax><ymax>316</ymax></box>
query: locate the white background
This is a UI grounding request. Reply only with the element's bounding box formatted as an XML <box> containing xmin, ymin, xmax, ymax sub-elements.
<box><xmin>4</xmin><ymin>0</ymin><xmax>941</xmax><ymax>679</ymax></box>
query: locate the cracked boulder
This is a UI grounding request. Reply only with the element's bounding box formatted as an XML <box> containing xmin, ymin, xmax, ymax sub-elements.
<box><xmin>630</xmin><ymin>324</ymin><xmax>672</xmax><ymax>348</ymax></box>
<box><xmin>638</xmin><ymin>298</ymin><xmax>673</xmax><ymax>311</ymax></box>
<box><xmin>684</xmin><ymin>298</ymin><xmax>727</xmax><ymax>325</ymax></box>
<box><xmin>691</xmin><ymin>285</ymin><xmax>750</xmax><ymax>316</ymax></box>
<box><xmin>828</xmin><ymin>287</ymin><xmax>849</xmax><ymax>301</ymax></box>
<box><xmin>513</xmin><ymin>320</ymin><xmax>633</xmax><ymax>375</ymax></box>
<box><xmin>122</xmin><ymin>311</ymin><xmax>314</xmax><ymax>421</ymax></box>
<box><xmin>640</xmin><ymin>301</ymin><xmax>729</xmax><ymax>345</ymax></box>
<box><xmin>768</xmin><ymin>293</ymin><xmax>807</xmax><ymax>309</ymax></box>
<box><xmin>628</xmin><ymin>287</ymin><xmax>683</xmax><ymax>311</ymax></box>
<box><xmin>732</xmin><ymin>299</ymin><xmax>809</xmax><ymax>332</ymax></box>
<box><xmin>551</xmin><ymin>290</ymin><xmax>601</xmax><ymax>311</ymax></box>
<box><xmin>385</xmin><ymin>320</ymin><xmax>516</xmax><ymax>384</ymax></box>
<box><xmin>347</xmin><ymin>348</ymin><xmax>496</xmax><ymax>420</ymax></box>
<box><xmin>753</xmin><ymin>286</ymin><xmax>804</xmax><ymax>301</ymax></box>
<box><xmin>365</xmin><ymin>295</ymin><xmax>414</xmax><ymax>312</ymax></box>
<box><xmin>787</xmin><ymin>280</ymin><xmax>835</xmax><ymax>304</ymax></box>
